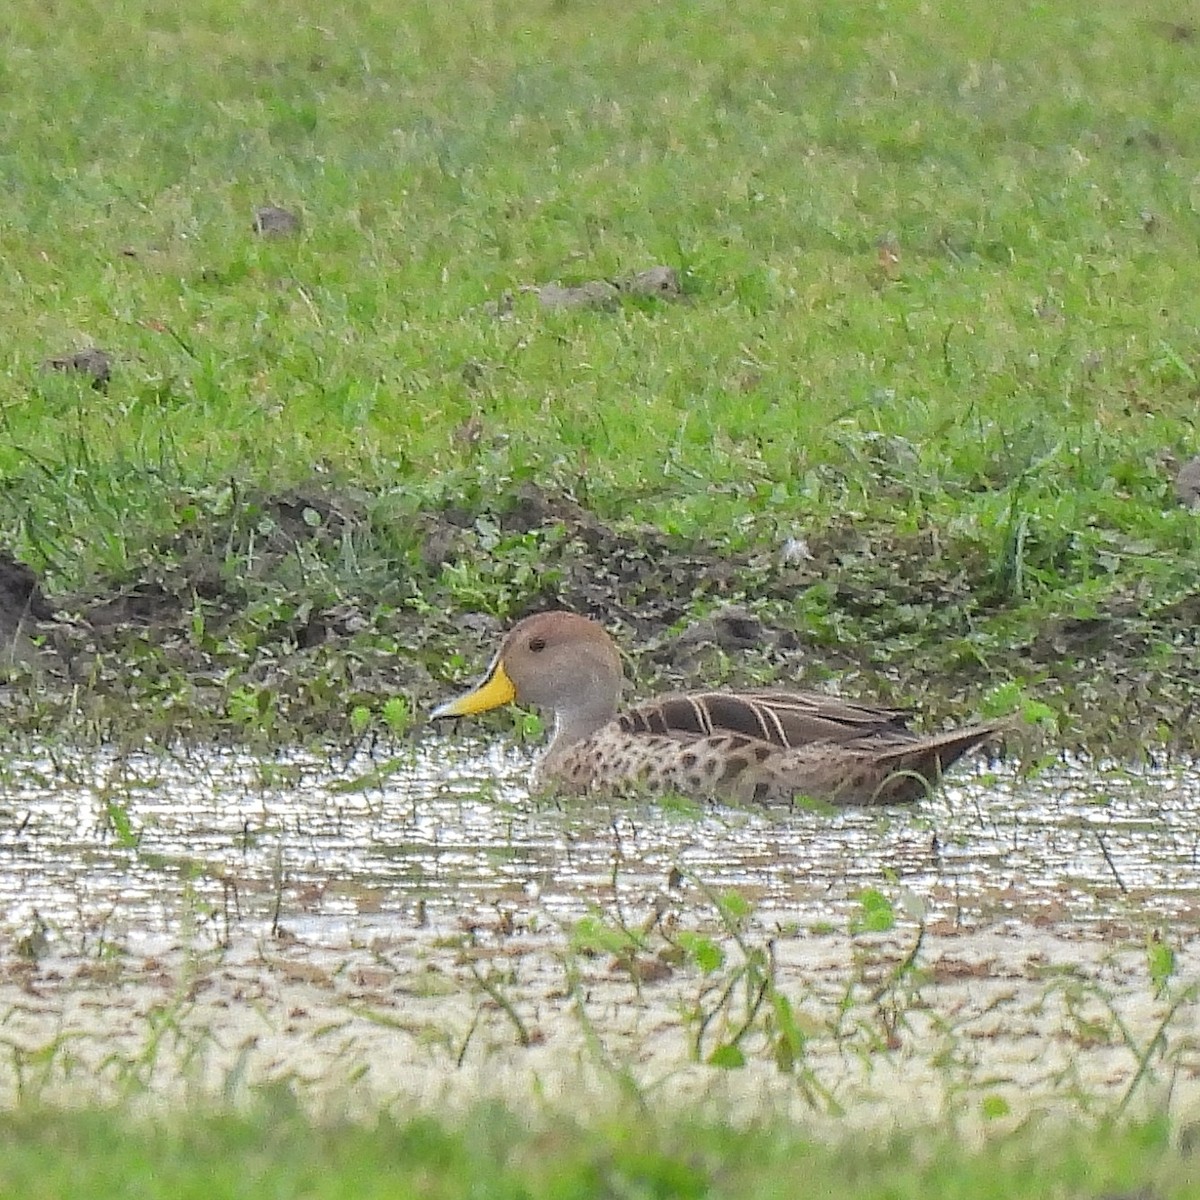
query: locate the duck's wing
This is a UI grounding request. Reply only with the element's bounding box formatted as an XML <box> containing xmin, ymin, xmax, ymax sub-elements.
<box><xmin>618</xmin><ymin>689</ymin><xmax>914</xmax><ymax>750</ymax></box>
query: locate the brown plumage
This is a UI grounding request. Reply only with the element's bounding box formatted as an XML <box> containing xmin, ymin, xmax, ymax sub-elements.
<box><xmin>431</xmin><ymin>611</ymin><xmax>1006</xmax><ymax>806</ymax></box>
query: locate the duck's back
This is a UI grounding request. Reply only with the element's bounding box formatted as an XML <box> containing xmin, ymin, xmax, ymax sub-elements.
<box><xmin>618</xmin><ymin>689</ymin><xmax>914</xmax><ymax>749</ymax></box>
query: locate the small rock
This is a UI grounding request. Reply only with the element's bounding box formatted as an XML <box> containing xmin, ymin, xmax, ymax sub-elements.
<box><xmin>676</xmin><ymin>605</ymin><xmax>772</xmax><ymax>652</ymax></box>
<box><xmin>41</xmin><ymin>347</ymin><xmax>112</xmax><ymax>389</ymax></box>
<box><xmin>779</xmin><ymin>536</ymin><xmax>811</xmax><ymax>566</ymax></box>
<box><xmin>1174</xmin><ymin>456</ymin><xmax>1200</xmax><ymax>509</ymax></box>
<box><xmin>0</xmin><ymin>553</ymin><xmax>55</xmax><ymax>623</ymax></box>
<box><xmin>453</xmin><ymin>414</ymin><xmax>484</xmax><ymax>446</ymax></box>
<box><xmin>618</xmin><ymin>265</ymin><xmax>684</xmax><ymax>300</ymax></box>
<box><xmin>460</xmin><ymin>612</ymin><xmax>503</xmax><ymax>638</ymax></box>
<box><xmin>481</xmin><ymin>291</ymin><xmax>514</xmax><ymax>319</ymax></box>
<box><xmin>252</xmin><ymin>205</ymin><xmax>301</xmax><ymax>236</ymax></box>
<box><xmin>534</xmin><ymin>280</ymin><xmax>620</xmax><ymax>311</ymax></box>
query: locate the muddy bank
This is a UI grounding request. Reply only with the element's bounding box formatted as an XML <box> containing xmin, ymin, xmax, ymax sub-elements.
<box><xmin>1</xmin><ymin>482</ymin><xmax>1195</xmax><ymax>754</ymax></box>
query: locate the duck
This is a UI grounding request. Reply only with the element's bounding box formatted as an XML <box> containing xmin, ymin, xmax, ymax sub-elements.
<box><xmin>431</xmin><ymin>610</ymin><xmax>1006</xmax><ymax>806</ymax></box>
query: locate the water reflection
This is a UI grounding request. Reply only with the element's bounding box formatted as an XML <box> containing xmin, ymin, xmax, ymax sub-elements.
<box><xmin>1</xmin><ymin>740</ymin><xmax>1197</xmax><ymax>953</ymax></box>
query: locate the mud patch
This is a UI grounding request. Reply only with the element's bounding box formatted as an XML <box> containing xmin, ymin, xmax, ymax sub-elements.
<box><xmin>0</xmin><ymin>553</ymin><xmax>56</xmax><ymax>671</ymax></box>
<box><xmin>252</xmin><ymin>204</ymin><xmax>301</xmax><ymax>236</ymax></box>
<box><xmin>531</xmin><ymin>265</ymin><xmax>685</xmax><ymax>311</ymax></box>
<box><xmin>39</xmin><ymin>347</ymin><xmax>112</xmax><ymax>389</ymax></box>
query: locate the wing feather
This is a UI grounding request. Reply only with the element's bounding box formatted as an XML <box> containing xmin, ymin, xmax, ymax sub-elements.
<box><xmin>620</xmin><ymin>689</ymin><xmax>914</xmax><ymax>749</ymax></box>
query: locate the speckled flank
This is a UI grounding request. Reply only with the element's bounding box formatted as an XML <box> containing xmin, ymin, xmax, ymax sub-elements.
<box><xmin>554</xmin><ymin>723</ymin><xmax>1002</xmax><ymax>806</ymax></box>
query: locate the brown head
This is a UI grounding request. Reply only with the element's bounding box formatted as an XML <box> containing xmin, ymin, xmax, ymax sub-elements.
<box><xmin>431</xmin><ymin>611</ymin><xmax>625</xmax><ymax>752</ymax></box>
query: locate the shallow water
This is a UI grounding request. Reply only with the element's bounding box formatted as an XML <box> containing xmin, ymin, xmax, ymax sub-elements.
<box><xmin>1</xmin><ymin>740</ymin><xmax>1196</xmax><ymax>949</ymax></box>
<box><xmin>2</xmin><ymin>741</ymin><xmax>1198</xmax><ymax>1124</ymax></box>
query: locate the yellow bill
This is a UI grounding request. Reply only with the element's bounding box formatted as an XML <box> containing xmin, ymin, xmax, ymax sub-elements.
<box><xmin>430</xmin><ymin>659</ymin><xmax>517</xmax><ymax>719</ymax></box>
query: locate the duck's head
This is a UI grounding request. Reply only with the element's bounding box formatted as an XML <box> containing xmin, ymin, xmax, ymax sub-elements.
<box><xmin>431</xmin><ymin>610</ymin><xmax>624</xmax><ymax>745</ymax></box>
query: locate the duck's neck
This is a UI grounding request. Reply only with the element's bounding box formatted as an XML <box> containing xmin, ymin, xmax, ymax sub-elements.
<box><xmin>543</xmin><ymin>697</ymin><xmax>618</xmax><ymax>766</ymax></box>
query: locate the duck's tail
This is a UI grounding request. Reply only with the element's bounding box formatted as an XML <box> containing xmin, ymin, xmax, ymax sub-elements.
<box><xmin>866</xmin><ymin>719</ymin><xmax>1012</xmax><ymax>804</ymax></box>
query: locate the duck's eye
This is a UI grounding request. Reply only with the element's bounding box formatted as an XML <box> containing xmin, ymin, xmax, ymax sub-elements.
<box><xmin>528</xmin><ymin>637</ymin><xmax>547</xmax><ymax>653</ymax></box>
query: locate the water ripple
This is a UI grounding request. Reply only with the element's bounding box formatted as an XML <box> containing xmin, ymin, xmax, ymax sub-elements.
<box><xmin>1</xmin><ymin>741</ymin><xmax>1196</xmax><ymax>954</ymax></box>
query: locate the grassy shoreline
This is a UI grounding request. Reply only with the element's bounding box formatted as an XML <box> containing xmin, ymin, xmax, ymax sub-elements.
<box><xmin>0</xmin><ymin>474</ymin><xmax>1193</xmax><ymax>756</ymax></box>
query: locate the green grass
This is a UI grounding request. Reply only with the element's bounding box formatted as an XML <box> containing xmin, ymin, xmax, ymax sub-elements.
<box><xmin>0</xmin><ymin>1100</ymin><xmax>1189</xmax><ymax>1200</ymax></box>
<box><xmin>0</xmin><ymin>0</ymin><xmax>1198</xmax><ymax>743</ymax></box>
<box><xmin>2</xmin><ymin>0</ymin><xmax>1197</xmax><ymax>574</ymax></box>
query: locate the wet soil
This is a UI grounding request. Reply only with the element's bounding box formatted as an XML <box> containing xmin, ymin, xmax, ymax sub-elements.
<box><xmin>4</xmin><ymin>920</ymin><xmax>1193</xmax><ymax>1129</ymax></box>
<box><xmin>1</xmin><ymin>482</ymin><xmax>1196</xmax><ymax>754</ymax></box>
